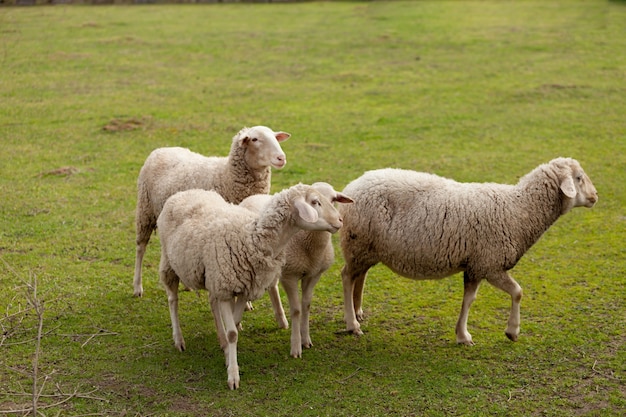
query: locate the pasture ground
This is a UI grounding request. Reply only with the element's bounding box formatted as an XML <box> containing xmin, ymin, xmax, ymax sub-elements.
<box><xmin>1</xmin><ymin>1</ymin><xmax>625</xmax><ymax>415</ymax></box>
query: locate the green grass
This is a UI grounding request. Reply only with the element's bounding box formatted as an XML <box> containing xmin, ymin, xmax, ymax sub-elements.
<box><xmin>1</xmin><ymin>1</ymin><xmax>625</xmax><ymax>415</ymax></box>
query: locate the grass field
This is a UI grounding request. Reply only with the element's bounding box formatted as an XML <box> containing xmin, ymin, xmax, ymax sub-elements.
<box><xmin>1</xmin><ymin>1</ymin><xmax>625</xmax><ymax>415</ymax></box>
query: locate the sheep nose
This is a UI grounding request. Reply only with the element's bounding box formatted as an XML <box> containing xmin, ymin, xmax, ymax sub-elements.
<box><xmin>273</xmin><ymin>155</ymin><xmax>286</xmax><ymax>168</ymax></box>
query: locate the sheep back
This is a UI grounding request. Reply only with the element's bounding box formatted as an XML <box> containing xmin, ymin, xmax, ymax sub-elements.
<box><xmin>339</xmin><ymin>168</ymin><xmax>559</xmax><ymax>279</ymax></box>
<box><xmin>139</xmin><ymin>146</ymin><xmax>270</xmax><ymax>220</ymax></box>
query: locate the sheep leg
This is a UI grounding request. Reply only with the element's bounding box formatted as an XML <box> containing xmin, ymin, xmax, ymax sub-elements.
<box><xmin>268</xmin><ymin>278</ymin><xmax>289</xmax><ymax>329</ymax></box>
<box><xmin>455</xmin><ymin>272</ymin><xmax>481</xmax><ymax>346</ymax></box>
<box><xmin>218</xmin><ymin>300</ymin><xmax>240</xmax><ymax>390</ymax></box>
<box><xmin>353</xmin><ymin>274</ymin><xmax>367</xmax><ymax>322</ymax></box>
<box><xmin>300</xmin><ymin>274</ymin><xmax>322</xmax><ymax>350</ymax></box>
<box><xmin>161</xmin><ymin>268</ymin><xmax>185</xmax><ymax>352</ymax></box>
<box><xmin>134</xmin><ymin>204</ymin><xmax>155</xmax><ymax>297</ymax></box>
<box><xmin>281</xmin><ymin>277</ymin><xmax>303</xmax><ymax>358</ymax></box>
<box><xmin>341</xmin><ymin>264</ymin><xmax>367</xmax><ymax>335</ymax></box>
<box><xmin>486</xmin><ymin>272</ymin><xmax>523</xmax><ymax>342</ymax></box>
<box><xmin>233</xmin><ymin>297</ymin><xmax>247</xmax><ymax>331</ymax></box>
<box><xmin>133</xmin><ymin>243</ymin><xmax>148</xmax><ymax>297</ymax></box>
<box><xmin>210</xmin><ymin>297</ymin><xmax>228</xmax><ymax>351</ymax></box>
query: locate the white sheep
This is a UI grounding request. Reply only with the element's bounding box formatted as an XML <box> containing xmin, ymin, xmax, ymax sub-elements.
<box><xmin>338</xmin><ymin>157</ymin><xmax>598</xmax><ymax>345</ymax></box>
<box><xmin>133</xmin><ymin>125</ymin><xmax>291</xmax><ymax>297</ymax></box>
<box><xmin>240</xmin><ymin>182</ymin><xmax>353</xmax><ymax>358</ymax></box>
<box><xmin>156</xmin><ymin>183</ymin><xmax>345</xmax><ymax>389</ymax></box>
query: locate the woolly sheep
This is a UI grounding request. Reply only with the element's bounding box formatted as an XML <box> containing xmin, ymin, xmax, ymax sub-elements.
<box><xmin>133</xmin><ymin>126</ymin><xmax>291</xmax><ymax>297</ymax></box>
<box><xmin>240</xmin><ymin>182</ymin><xmax>354</xmax><ymax>358</ymax></box>
<box><xmin>156</xmin><ymin>184</ymin><xmax>345</xmax><ymax>389</ymax></box>
<box><xmin>338</xmin><ymin>157</ymin><xmax>598</xmax><ymax>345</ymax></box>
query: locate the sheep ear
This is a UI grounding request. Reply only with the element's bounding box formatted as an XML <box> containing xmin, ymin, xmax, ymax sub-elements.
<box><xmin>274</xmin><ymin>132</ymin><xmax>291</xmax><ymax>142</ymax></box>
<box><xmin>237</xmin><ymin>136</ymin><xmax>250</xmax><ymax>147</ymax></box>
<box><xmin>560</xmin><ymin>176</ymin><xmax>577</xmax><ymax>198</ymax></box>
<box><xmin>333</xmin><ymin>193</ymin><xmax>354</xmax><ymax>204</ymax></box>
<box><xmin>293</xmin><ymin>197</ymin><xmax>319</xmax><ymax>223</ymax></box>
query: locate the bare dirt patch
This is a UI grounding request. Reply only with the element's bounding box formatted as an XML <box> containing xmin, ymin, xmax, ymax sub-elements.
<box><xmin>103</xmin><ymin>117</ymin><xmax>152</xmax><ymax>133</ymax></box>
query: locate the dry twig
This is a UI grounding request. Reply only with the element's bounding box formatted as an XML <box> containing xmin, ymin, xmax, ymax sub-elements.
<box><xmin>0</xmin><ymin>258</ymin><xmax>108</xmax><ymax>415</ymax></box>
<box><xmin>591</xmin><ymin>359</ymin><xmax>620</xmax><ymax>381</ymax></box>
<box><xmin>337</xmin><ymin>366</ymin><xmax>363</xmax><ymax>384</ymax></box>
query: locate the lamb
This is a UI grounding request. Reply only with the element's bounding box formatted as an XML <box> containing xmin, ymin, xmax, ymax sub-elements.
<box><xmin>133</xmin><ymin>125</ymin><xmax>291</xmax><ymax>297</ymax></box>
<box><xmin>156</xmin><ymin>183</ymin><xmax>345</xmax><ymax>389</ymax></box>
<box><xmin>338</xmin><ymin>157</ymin><xmax>598</xmax><ymax>345</ymax></box>
<box><xmin>240</xmin><ymin>183</ymin><xmax>353</xmax><ymax>358</ymax></box>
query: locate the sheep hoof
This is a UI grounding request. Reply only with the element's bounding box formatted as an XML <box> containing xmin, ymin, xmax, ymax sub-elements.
<box><xmin>457</xmin><ymin>340</ymin><xmax>475</xmax><ymax>346</ymax></box>
<box><xmin>505</xmin><ymin>332</ymin><xmax>518</xmax><ymax>342</ymax></box>
<box><xmin>351</xmin><ymin>328</ymin><xmax>364</xmax><ymax>336</ymax></box>
<box><xmin>355</xmin><ymin>309</ymin><xmax>365</xmax><ymax>322</ymax></box>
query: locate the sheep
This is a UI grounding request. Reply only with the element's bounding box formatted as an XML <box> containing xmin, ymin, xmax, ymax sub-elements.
<box><xmin>133</xmin><ymin>125</ymin><xmax>291</xmax><ymax>297</ymax></box>
<box><xmin>338</xmin><ymin>157</ymin><xmax>598</xmax><ymax>345</ymax></box>
<box><xmin>240</xmin><ymin>182</ymin><xmax>354</xmax><ymax>358</ymax></box>
<box><xmin>156</xmin><ymin>183</ymin><xmax>345</xmax><ymax>389</ymax></box>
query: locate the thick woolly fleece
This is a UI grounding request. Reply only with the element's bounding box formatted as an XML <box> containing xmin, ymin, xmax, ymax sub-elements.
<box><xmin>136</xmin><ymin>128</ymin><xmax>278</xmax><ymax>240</ymax></box>
<box><xmin>133</xmin><ymin>126</ymin><xmax>289</xmax><ymax>297</ymax></box>
<box><xmin>339</xmin><ymin>157</ymin><xmax>597</xmax><ymax>280</ymax></box>
<box><xmin>156</xmin><ymin>187</ymin><xmax>300</xmax><ymax>302</ymax></box>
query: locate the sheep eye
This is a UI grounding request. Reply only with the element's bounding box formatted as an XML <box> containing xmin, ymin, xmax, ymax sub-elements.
<box><xmin>251</xmin><ymin>138</ymin><xmax>258</xmax><ymax>142</ymax></box>
<box><xmin>312</xmin><ymin>199</ymin><xmax>321</xmax><ymax>206</ymax></box>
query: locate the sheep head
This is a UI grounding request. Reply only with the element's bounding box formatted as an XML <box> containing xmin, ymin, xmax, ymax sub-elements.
<box><xmin>235</xmin><ymin>126</ymin><xmax>290</xmax><ymax>170</ymax></box>
<box><xmin>551</xmin><ymin>158</ymin><xmax>598</xmax><ymax>212</ymax></box>
<box><xmin>291</xmin><ymin>184</ymin><xmax>348</xmax><ymax>234</ymax></box>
